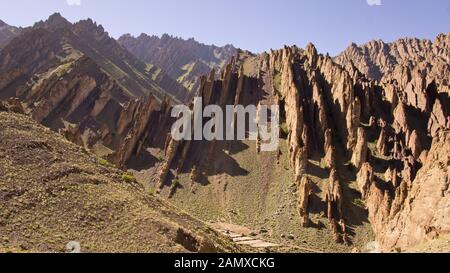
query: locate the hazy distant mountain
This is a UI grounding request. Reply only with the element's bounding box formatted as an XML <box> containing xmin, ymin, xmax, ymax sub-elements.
<box><xmin>118</xmin><ymin>33</ymin><xmax>237</xmax><ymax>92</ymax></box>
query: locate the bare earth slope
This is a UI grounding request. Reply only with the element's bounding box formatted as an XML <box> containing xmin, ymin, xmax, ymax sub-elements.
<box><xmin>0</xmin><ymin>110</ymin><xmax>239</xmax><ymax>253</ymax></box>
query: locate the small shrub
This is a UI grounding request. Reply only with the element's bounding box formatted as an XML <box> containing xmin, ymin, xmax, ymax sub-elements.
<box><xmin>172</xmin><ymin>179</ymin><xmax>180</xmax><ymax>188</ymax></box>
<box><xmin>280</xmin><ymin>122</ymin><xmax>289</xmax><ymax>136</ymax></box>
<box><xmin>148</xmin><ymin>187</ymin><xmax>156</xmax><ymax>196</ymax></box>
<box><xmin>122</xmin><ymin>172</ymin><xmax>137</xmax><ymax>183</ymax></box>
<box><xmin>97</xmin><ymin>157</ymin><xmax>113</xmax><ymax>167</ymax></box>
<box><xmin>353</xmin><ymin>198</ymin><xmax>366</xmax><ymax>208</ymax></box>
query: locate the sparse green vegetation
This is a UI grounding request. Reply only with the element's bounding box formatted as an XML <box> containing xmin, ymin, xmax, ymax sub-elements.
<box><xmin>172</xmin><ymin>179</ymin><xmax>181</xmax><ymax>188</ymax></box>
<box><xmin>97</xmin><ymin>157</ymin><xmax>113</xmax><ymax>167</ymax></box>
<box><xmin>353</xmin><ymin>198</ymin><xmax>366</xmax><ymax>208</ymax></box>
<box><xmin>121</xmin><ymin>172</ymin><xmax>137</xmax><ymax>183</ymax></box>
<box><xmin>280</xmin><ymin>122</ymin><xmax>289</xmax><ymax>136</ymax></box>
<box><xmin>148</xmin><ymin>187</ymin><xmax>156</xmax><ymax>196</ymax></box>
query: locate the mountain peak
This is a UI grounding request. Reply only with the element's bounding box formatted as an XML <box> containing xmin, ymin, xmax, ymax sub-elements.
<box><xmin>73</xmin><ymin>18</ymin><xmax>106</xmax><ymax>35</ymax></box>
<box><xmin>47</xmin><ymin>12</ymin><xmax>70</xmax><ymax>25</ymax></box>
<box><xmin>0</xmin><ymin>19</ymin><xmax>7</xmax><ymax>27</ymax></box>
<box><xmin>34</xmin><ymin>12</ymin><xmax>71</xmax><ymax>29</ymax></box>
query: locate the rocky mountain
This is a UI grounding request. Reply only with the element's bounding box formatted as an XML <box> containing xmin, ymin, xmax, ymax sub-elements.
<box><xmin>0</xmin><ymin>108</ymin><xmax>240</xmax><ymax>253</ymax></box>
<box><xmin>0</xmin><ymin>20</ymin><xmax>21</xmax><ymax>48</ymax></box>
<box><xmin>117</xmin><ymin>37</ymin><xmax>449</xmax><ymax>252</ymax></box>
<box><xmin>335</xmin><ymin>33</ymin><xmax>450</xmax><ymax>82</ymax></box>
<box><xmin>0</xmin><ymin>13</ymin><xmax>188</xmax><ymax>102</ymax></box>
<box><xmin>118</xmin><ymin>33</ymin><xmax>236</xmax><ymax>93</ymax></box>
<box><xmin>0</xmin><ymin>13</ymin><xmax>449</xmax><ymax>253</ymax></box>
<box><xmin>0</xmin><ymin>14</ymin><xmax>195</xmax><ymax>161</ymax></box>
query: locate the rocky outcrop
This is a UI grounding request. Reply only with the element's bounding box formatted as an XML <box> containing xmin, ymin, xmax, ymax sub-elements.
<box><xmin>361</xmin><ymin>132</ymin><xmax>450</xmax><ymax>251</ymax></box>
<box><xmin>157</xmin><ymin>136</ymin><xmax>180</xmax><ymax>191</ymax></box>
<box><xmin>377</xmin><ymin>127</ymin><xmax>388</xmax><ymax>156</ymax></box>
<box><xmin>351</xmin><ymin>127</ymin><xmax>368</xmax><ymax>170</ymax></box>
<box><xmin>323</xmin><ymin>129</ymin><xmax>336</xmax><ymax>169</ymax></box>
<box><xmin>408</xmin><ymin>130</ymin><xmax>423</xmax><ymax>159</ymax></box>
<box><xmin>393</xmin><ymin>102</ymin><xmax>410</xmax><ymax>134</ymax></box>
<box><xmin>297</xmin><ymin>177</ymin><xmax>312</xmax><ymax>227</ymax></box>
<box><xmin>325</xmin><ymin>169</ymin><xmax>346</xmax><ymax>244</ymax></box>
<box><xmin>428</xmin><ymin>99</ymin><xmax>449</xmax><ymax>138</ymax></box>
<box><xmin>357</xmin><ymin>163</ymin><xmax>374</xmax><ymax>199</ymax></box>
<box><xmin>346</xmin><ymin>98</ymin><xmax>361</xmax><ymax>151</ymax></box>
<box><xmin>112</xmin><ymin>97</ymin><xmax>162</xmax><ymax>166</ymax></box>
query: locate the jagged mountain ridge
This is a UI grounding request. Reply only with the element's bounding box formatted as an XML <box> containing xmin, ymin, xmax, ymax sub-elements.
<box><xmin>118</xmin><ymin>33</ymin><xmax>237</xmax><ymax>92</ymax></box>
<box><xmin>335</xmin><ymin>33</ymin><xmax>450</xmax><ymax>82</ymax></box>
<box><xmin>0</xmin><ymin>13</ymin><xmax>188</xmax><ymax>102</ymax></box>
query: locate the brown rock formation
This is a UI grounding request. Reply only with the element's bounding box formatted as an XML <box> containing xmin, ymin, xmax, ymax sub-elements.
<box><xmin>428</xmin><ymin>99</ymin><xmax>448</xmax><ymax>137</ymax></box>
<box><xmin>346</xmin><ymin>98</ymin><xmax>361</xmax><ymax>151</ymax></box>
<box><xmin>351</xmin><ymin>127</ymin><xmax>368</xmax><ymax>170</ymax></box>
<box><xmin>325</xmin><ymin>169</ymin><xmax>344</xmax><ymax>222</ymax></box>
<box><xmin>297</xmin><ymin>177</ymin><xmax>312</xmax><ymax>227</ymax></box>
<box><xmin>336</xmin><ymin>33</ymin><xmax>450</xmax><ymax>82</ymax></box>
<box><xmin>357</xmin><ymin>163</ymin><xmax>375</xmax><ymax>199</ymax></box>
<box><xmin>325</xmin><ymin>169</ymin><xmax>345</xmax><ymax>243</ymax></box>
<box><xmin>365</xmin><ymin>132</ymin><xmax>450</xmax><ymax>251</ymax></box>
<box><xmin>408</xmin><ymin>130</ymin><xmax>423</xmax><ymax>159</ymax></box>
<box><xmin>376</xmin><ymin>127</ymin><xmax>389</xmax><ymax>156</ymax></box>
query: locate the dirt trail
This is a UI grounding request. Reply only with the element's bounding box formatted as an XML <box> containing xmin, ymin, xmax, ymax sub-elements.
<box><xmin>211</xmin><ymin>223</ymin><xmax>279</xmax><ymax>248</ymax></box>
<box><xmin>210</xmin><ymin>222</ymin><xmax>324</xmax><ymax>253</ymax></box>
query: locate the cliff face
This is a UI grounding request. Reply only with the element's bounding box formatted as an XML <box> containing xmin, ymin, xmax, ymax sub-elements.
<box><xmin>335</xmin><ymin>33</ymin><xmax>450</xmax><ymax>251</ymax></box>
<box><xmin>118</xmin><ymin>33</ymin><xmax>236</xmax><ymax>93</ymax></box>
<box><xmin>360</xmin><ymin>131</ymin><xmax>449</xmax><ymax>251</ymax></box>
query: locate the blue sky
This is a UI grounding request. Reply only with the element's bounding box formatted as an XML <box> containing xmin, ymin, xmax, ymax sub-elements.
<box><xmin>1</xmin><ymin>0</ymin><xmax>449</xmax><ymax>55</ymax></box>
